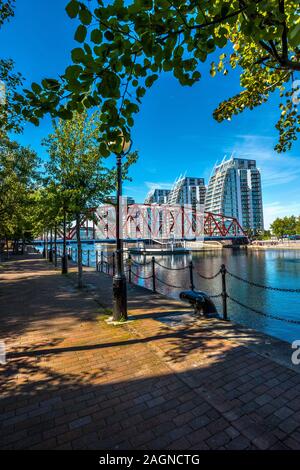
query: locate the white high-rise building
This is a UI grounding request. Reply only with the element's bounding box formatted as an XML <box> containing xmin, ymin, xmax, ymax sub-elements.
<box><xmin>144</xmin><ymin>189</ymin><xmax>171</xmax><ymax>204</ymax></box>
<box><xmin>205</xmin><ymin>156</ymin><xmax>264</xmax><ymax>232</ymax></box>
<box><xmin>167</xmin><ymin>176</ymin><xmax>206</xmax><ymax>206</ymax></box>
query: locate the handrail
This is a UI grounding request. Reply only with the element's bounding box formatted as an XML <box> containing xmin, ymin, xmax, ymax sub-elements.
<box><xmin>57</xmin><ymin>247</ymin><xmax>300</xmax><ymax>324</ymax></box>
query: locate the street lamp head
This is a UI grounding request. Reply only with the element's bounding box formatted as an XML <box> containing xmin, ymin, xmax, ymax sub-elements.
<box><xmin>108</xmin><ymin>131</ymin><xmax>132</xmax><ymax>155</ymax></box>
<box><xmin>122</xmin><ymin>137</ymin><xmax>131</xmax><ymax>154</ymax></box>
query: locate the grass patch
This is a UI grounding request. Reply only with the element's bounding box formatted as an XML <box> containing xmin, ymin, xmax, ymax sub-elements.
<box><xmin>96</xmin><ymin>307</ymin><xmax>113</xmax><ymax>321</ymax></box>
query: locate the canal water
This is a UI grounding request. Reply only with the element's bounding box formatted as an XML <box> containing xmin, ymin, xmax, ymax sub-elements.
<box><xmin>41</xmin><ymin>243</ymin><xmax>300</xmax><ymax>344</ymax></box>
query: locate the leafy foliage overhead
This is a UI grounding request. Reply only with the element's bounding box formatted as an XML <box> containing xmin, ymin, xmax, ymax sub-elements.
<box><xmin>0</xmin><ymin>59</ymin><xmax>24</xmax><ymax>139</ymax></box>
<box><xmin>0</xmin><ymin>0</ymin><xmax>15</xmax><ymax>27</ymax></box>
<box><xmin>19</xmin><ymin>0</ymin><xmax>300</xmax><ymax>153</ymax></box>
<box><xmin>0</xmin><ymin>0</ymin><xmax>24</xmax><ymax>139</ymax></box>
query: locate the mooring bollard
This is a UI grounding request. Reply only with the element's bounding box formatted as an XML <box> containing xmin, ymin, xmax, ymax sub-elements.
<box><xmin>221</xmin><ymin>264</ymin><xmax>228</xmax><ymax>321</ymax></box>
<box><xmin>189</xmin><ymin>261</ymin><xmax>195</xmax><ymax>291</ymax></box>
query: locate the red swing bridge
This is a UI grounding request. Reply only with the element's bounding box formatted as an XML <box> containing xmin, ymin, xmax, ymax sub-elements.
<box><xmin>63</xmin><ymin>203</ymin><xmax>248</xmax><ymax>243</ymax></box>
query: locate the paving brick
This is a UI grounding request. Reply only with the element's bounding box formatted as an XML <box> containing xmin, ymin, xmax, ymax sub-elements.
<box><xmin>3</xmin><ymin>254</ymin><xmax>300</xmax><ymax>451</ymax></box>
<box><xmin>69</xmin><ymin>416</ymin><xmax>92</xmax><ymax>430</ymax></box>
<box><xmin>225</xmin><ymin>435</ymin><xmax>251</xmax><ymax>450</ymax></box>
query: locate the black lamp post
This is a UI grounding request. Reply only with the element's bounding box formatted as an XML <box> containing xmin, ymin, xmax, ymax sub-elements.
<box><xmin>112</xmin><ymin>137</ymin><xmax>132</xmax><ymax>322</ymax></box>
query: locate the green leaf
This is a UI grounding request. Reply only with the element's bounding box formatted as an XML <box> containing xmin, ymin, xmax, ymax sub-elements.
<box><xmin>65</xmin><ymin>65</ymin><xmax>82</xmax><ymax>80</ymax></box>
<box><xmin>99</xmin><ymin>142</ymin><xmax>110</xmax><ymax>157</ymax></box>
<box><xmin>289</xmin><ymin>23</ymin><xmax>300</xmax><ymax>47</ymax></box>
<box><xmin>31</xmin><ymin>82</ymin><xmax>42</xmax><ymax>94</ymax></box>
<box><xmin>71</xmin><ymin>48</ymin><xmax>85</xmax><ymax>63</ymax></box>
<box><xmin>79</xmin><ymin>7</ymin><xmax>92</xmax><ymax>25</ymax></box>
<box><xmin>75</xmin><ymin>25</ymin><xmax>87</xmax><ymax>43</ymax></box>
<box><xmin>65</xmin><ymin>0</ymin><xmax>79</xmax><ymax>19</ymax></box>
<box><xmin>91</xmin><ymin>29</ymin><xmax>102</xmax><ymax>44</ymax></box>
<box><xmin>29</xmin><ymin>116</ymin><xmax>39</xmax><ymax>126</ymax></box>
<box><xmin>145</xmin><ymin>74</ymin><xmax>158</xmax><ymax>87</ymax></box>
<box><xmin>104</xmin><ymin>31</ymin><xmax>114</xmax><ymax>41</ymax></box>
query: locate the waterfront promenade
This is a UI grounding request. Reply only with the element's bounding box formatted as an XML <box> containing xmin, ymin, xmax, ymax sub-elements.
<box><xmin>1</xmin><ymin>254</ymin><xmax>300</xmax><ymax>450</ymax></box>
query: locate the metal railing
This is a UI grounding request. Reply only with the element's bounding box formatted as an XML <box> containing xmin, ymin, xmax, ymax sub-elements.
<box><xmin>53</xmin><ymin>247</ymin><xmax>300</xmax><ymax>325</ymax></box>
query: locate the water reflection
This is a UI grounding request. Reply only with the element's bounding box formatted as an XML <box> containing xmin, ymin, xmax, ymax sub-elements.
<box><xmin>41</xmin><ymin>242</ymin><xmax>300</xmax><ymax>343</ymax></box>
<box><xmin>127</xmin><ymin>248</ymin><xmax>300</xmax><ymax>344</ymax></box>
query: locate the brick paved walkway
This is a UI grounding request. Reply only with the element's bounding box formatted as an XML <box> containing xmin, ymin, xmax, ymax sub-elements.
<box><xmin>1</xmin><ymin>254</ymin><xmax>300</xmax><ymax>450</ymax></box>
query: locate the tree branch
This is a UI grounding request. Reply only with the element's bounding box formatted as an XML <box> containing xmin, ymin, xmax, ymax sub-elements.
<box><xmin>279</xmin><ymin>0</ymin><xmax>288</xmax><ymax>61</ymax></box>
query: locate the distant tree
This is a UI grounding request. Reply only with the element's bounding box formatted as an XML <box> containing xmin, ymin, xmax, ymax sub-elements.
<box><xmin>20</xmin><ymin>1</ymin><xmax>300</xmax><ymax>153</ymax></box>
<box><xmin>0</xmin><ymin>139</ymin><xmax>40</xmax><ymax>254</ymax></box>
<box><xmin>43</xmin><ymin>111</ymin><xmax>137</xmax><ymax>288</ymax></box>
<box><xmin>31</xmin><ymin>183</ymin><xmax>68</xmax><ymax>263</ymax></box>
<box><xmin>296</xmin><ymin>216</ymin><xmax>300</xmax><ymax>235</ymax></box>
<box><xmin>270</xmin><ymin>215</ymin><xmax>297</xmax><ymax>238</ymax></box>
<box><xmin>254</xmin><ymin>229</ymin><xmax>272</xmax><ymax>240</ymax></box>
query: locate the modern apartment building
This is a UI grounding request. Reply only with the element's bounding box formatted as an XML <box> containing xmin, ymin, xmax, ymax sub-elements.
<box><xmin>167</xmin><ymin>176</ymin><xmax>206</xmax><ymax>206</ymax></box>
<box><xmin>205</xmin><ymin>156</ymin><xmax>264</xmax><ymax>232</ymax></box>
<box><xmin>106</xmin><ymin>196</ymin><xmax>135</xmax><ymax>205</ymax></box>
<box><xmin>144</xmin><ymin>189</ymin><xmax>171</xmax><ymax>204</ymax></box>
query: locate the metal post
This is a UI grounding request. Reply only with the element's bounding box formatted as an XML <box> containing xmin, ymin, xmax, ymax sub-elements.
<box><xmin>49</xmin><ymin>228</ymin><xmax>53</xmax><ymax>262</ymax></box>
<box><xmin>96</xmin><ymin>251</ymin><xmax>99</xmax><ymax>271</ymax></box>
<box><xmin>189</xmin><ymin>261</ymin><xmax>194</xmax><ymax>291</ymax></box>
<box><xmin>45</xmin><ymin>231</ymin><xmax>49</xmax><ymax>259</ymax></box>
<box><xmin>128</xmin><ymin>254</ymin><xmax>132</xmax><ymax>284</ymax></box>
<box><xmin>112</xmin><ymin>252</ymin><xmax>116</xmax><ymax>276</ymax></box>
<box><xmin>42</xmin><ymin>232</ymin><xmax>46</xmax><ymax>258</ymax></box>
<box><xmin>87</xmin><ymin>250</ymin><xmax>90</xmax><ymax>267</ymax></box>
<box><xmin>101</xmin><ymin>251</ymin><xmax>104</xmax><ymax>272</ymax></box>
<box><xmin>112</xmin><ymin>153</ymin><xmax>127</xmax><ymax>321</ymax></box>
<box><xmin>221</xmin><ymin>264</ymin><xmax>228</xmax><ymax>321</ymax></box>
<box><xmin>152</xmin><ymin>256</ymin><xmax>156</xmax><ymax>293</ymax></box>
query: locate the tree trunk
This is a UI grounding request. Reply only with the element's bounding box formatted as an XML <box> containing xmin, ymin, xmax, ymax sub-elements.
<box><xmin>21</xmin><ymin>232</ymin><xmax>25</xmax><ymax>255</ymax></box>
<box><xmin>45</xmin><ymin>231</ymin><xmax>48</xmax><ymax>259</ymax></box>
<box><xmin>49</xmin><ymin>228</ymin><xmax>53</xmax><ymax>262</ymax></box>
<box><xmin>76</xmin><ymin>213</ymin><xmax>83</xmax><ymax>289</ymax></box>
<box><xmin>5</xmin><ymin>238</ymin><xmax>9</xmax><ymax>259</ymax></box>
<box><xmin>43</xmin><ymin>231</ymin><xmax>46</xmax><ymax>258</ymax></box>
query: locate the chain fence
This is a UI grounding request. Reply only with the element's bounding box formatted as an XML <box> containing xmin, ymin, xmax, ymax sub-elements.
<box><xmin>226</xmin><ymin>270</ymin><xmax>300</xmax><ymax>293</ymax></box>
<box><xmin>53</xmin><ymin>246</ymin><xmax>300</xmax><ymax>326</ymax></box>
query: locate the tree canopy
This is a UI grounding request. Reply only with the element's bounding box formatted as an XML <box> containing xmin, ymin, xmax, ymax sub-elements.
<box><xmin>43</xmin><ymin>110</ymin><xmax>138</xmax><ymax>285</ymax></box>
<box><xmin>270</xmin><ymin>215</ymin><xmax>300</xmax><ymax>238</ymax></box>
<box><xmin>18</xmin><ymin>0</ymin><xmax>300</xmax><ymax>153</ymax></box>
<box><xmin>0</xmin><ymin>0</ymin><xmax>24</xmax><ymax>139</ymax></box>
<box><xmin>43</xmin><ymin>111</ymin><xmax>116</xmax><ymax>216</ymax></box>
<box><xmin>0</xmin><ymin>139</ymin><xmax>40</xmax><ymax>248</ymax></box>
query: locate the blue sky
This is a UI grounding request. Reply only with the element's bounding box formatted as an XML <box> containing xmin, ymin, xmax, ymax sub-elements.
<box><xmin>2</xmin><ymin>0</ymin><xmax>300</xmax><ymax>228</ymax></box>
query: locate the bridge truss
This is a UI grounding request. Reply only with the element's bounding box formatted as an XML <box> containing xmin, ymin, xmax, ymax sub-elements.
<box><xmin>65</xmin><ymin>203</ymin><xmax>246</xmax><ymax>240</ymax></box>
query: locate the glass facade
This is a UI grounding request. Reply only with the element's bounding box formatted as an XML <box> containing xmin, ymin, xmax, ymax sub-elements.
<box><xmin>205</xmin><ymin>157</ymin><xmax>264</xmax><ymax>232</ymax></box>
